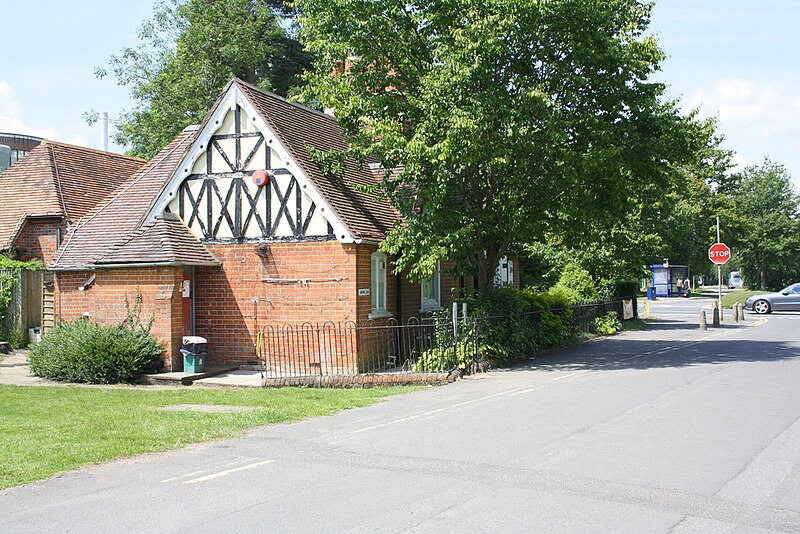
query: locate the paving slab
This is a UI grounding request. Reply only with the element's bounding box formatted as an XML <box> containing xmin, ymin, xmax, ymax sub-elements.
<box><xmin>0</xmin><ymin>350</ymin><xmax>54</xmax><ymax>386</ymax></box>
<box><xmin>192</xmin><ymin>368</ymin><xmax>263</xmax><ymax>388</ymax></box>
<box><xmin>142</xmin><ymin>365</ymin><xmax>240</xmax><ymax>386</ymax></box>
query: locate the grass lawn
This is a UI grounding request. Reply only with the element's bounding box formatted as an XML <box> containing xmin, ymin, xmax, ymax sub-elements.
<box><xmin>0</xmin><ymin>384</ymin><xmax>415</xmax><ymax>490</ymax></box>
<box><xmin>621</xmin><ymin>318</ymin><xmax>647</xmax><ymax>331</ymax></box>
<box><xmin>721</xmin><ymin>290</ymin><xmax>763</xmax><ymax>309</ymax></box>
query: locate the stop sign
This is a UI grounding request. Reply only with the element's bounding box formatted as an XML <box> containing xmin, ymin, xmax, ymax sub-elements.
<box><xmin>708</xmin><ymin>242</ymin><xmax>731</xmax><ymax>264</ymax></box>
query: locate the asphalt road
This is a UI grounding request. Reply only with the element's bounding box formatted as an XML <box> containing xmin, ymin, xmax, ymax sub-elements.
<box><xmin>4</xmin><ymin>297</ymin><xmax>800</xmax><ymax>533</ymax></box>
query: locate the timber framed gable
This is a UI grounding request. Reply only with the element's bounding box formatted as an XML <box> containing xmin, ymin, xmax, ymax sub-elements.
<box><xmin>150</xmin><ymin>82</ymin><xmax>353</xmax><ymax>244</ymax></box>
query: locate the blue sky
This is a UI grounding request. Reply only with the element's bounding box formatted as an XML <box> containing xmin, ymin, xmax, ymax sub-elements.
<box><xmin>2</xmin><ymin>0</ymin><xmax>799</xmax><ymax>187</ymax></box>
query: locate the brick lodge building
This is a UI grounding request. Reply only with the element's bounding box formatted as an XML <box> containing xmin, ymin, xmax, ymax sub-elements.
<box><xmin>4</xmin><ymin>79</ymin><xmax>517</xmax><ymax>372</ymax></box>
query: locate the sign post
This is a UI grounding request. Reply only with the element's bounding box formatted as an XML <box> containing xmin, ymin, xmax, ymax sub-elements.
<box><xmin>708</xmin><ymin>239</ymin><xmax>731</xmax><ymax>321</ymax></box>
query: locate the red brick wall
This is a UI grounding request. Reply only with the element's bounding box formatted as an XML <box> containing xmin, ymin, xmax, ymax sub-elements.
<box><xmin>51</xmin><ymin>245</ymin><xmax>522</xmax><ymax>373</ymax></box>
<box><xmin>54</xmin><ymin>266</ymin><xmax>184</xmax><ymax>371</ymax></box>
<box><xmin>13</xmin><ymin>218</ymin><xmax>65</xmax><ymax>264</ymax></box>
<box><xmin>55</xmin><ymin>271</ymin><xmax>95</xmax><ymax>323</ymax></box>
<box><xmin>355</xmin><ymin>247</ymin><xmax>469</xmax><ymax>324</ymax></box>
<box><xmin>195</xmin><ymin>241</ymin><xmax>359</xmax><ymax>366</ymax></box>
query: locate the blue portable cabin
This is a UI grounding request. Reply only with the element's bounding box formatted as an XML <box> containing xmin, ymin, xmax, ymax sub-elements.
<box><xmin>649</xmin><ymin>264</ymin><xmax>689</xmax><ymax>297</ymax></box>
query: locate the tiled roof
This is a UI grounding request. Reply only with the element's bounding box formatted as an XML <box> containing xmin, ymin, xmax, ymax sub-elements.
<box><xmin>52</xmin><ymin>79</ymin><xmax>404</xmax><ymax>269</ymax></box>
<box><xmin>235</xmin><ymin>80</ymin><xmax>401</xmax><ymax>241</ymax></box>
<box><xmin>0</xmin><ymin>141</ymin><xmax>145</xmax><ymax>250</ymax></box>
<box><xmin>95</xmin><ymin>213</ymin><xmax>218</xmax><ymax>266</ymax></box>
<box><xmin>52</xmin><ymin>129</ymin><xmax>206</xmax><ymax>270</ymax></box>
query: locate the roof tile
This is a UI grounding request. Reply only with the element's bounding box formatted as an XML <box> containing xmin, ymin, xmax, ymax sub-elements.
<box><xmin>0</xmin><ymin>141</ymin><xmax>144</xmax><ymax>250</ymax></box>
<box><xmin>52</xmin><ymin>130</ymin><xmax>199</xmax><ymax>269</ymax></box>
<box><xmin>96</xmin><ymin>213</ymin><xmax>218</xmax><ymax>266</ymax></box>
<box><xmin>235</xmin><ymin>80</ymin><xmax>401</xmax><ymax>241</ymax></box>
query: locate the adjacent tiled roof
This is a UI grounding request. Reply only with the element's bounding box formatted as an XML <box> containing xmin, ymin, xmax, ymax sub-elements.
<box><xmin>235</xmin><ymin>80</ymin><xmax>401</xmax><ymax>241</ymax></box>
<box><xmin>0</xmin><ymin>141</ymin><xmax>145</xmax><ymax>250</ymax></box>
<box><xmin>52</xmin><ymin>128</ymin><xmax>216</xmax><ymax>269</ymax></box>
<box><xmin>95</xmin><ymin>213</ymin><xmax>218</xmax><ymax>266</ymax></box>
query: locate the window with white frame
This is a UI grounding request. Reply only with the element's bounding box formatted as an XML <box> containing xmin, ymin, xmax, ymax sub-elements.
<box><xmin>495</xmin><ymin>256</ymin><xmax>514</xmax><ymax>287</ymax></box>
<box><xmin>420</xmin><ymin>262</ymin><xmax>441</xmax><ymax>312</ymax></box>
<box><xmin>370</xmin><ymin>252</ymin><xmax>389</xmax><ymax>317</ymax></box>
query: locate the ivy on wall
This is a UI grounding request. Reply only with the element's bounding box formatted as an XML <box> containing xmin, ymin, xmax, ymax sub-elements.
<box><xmin>0</xmin><ymin>254</ymin><xmax>43</xmax><ymax>335</ymax></box>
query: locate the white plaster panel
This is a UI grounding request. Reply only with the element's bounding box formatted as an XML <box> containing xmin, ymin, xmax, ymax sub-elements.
<box><xmin>218</xmin><ymin>108</ymin><xmax>236</xmax><ymax>134</ymax></box>
<box><xmin>191</xmin><ymin>155</ymin><xmax>207</xmax><ymax>174</ymax></box>
<box><xmin>241</xmin><ymin>136</ymin><xmax>266</xmax><ymax>171</ymax></box>
<box><xmin>211</xmin><ymin>138</ymin><xmax>236</xmax><ymax>173</ymax></box>
<box><xmin>211</xmin><ymin>177</ymin><xmax>234</xmax><ymax>240</ymax></box>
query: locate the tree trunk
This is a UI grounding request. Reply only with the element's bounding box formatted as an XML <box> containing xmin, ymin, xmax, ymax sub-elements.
<box><xmin>476</xmin><ymin>248</ymin><xmax>502</xmax><ymax>296</ymax></box>
<box><xmin>760</xmin><ymin>265</ymin><xmax>766</xmax><ymax>291</ymax></box>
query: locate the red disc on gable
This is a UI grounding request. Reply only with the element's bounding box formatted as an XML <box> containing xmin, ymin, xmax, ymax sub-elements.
<box><xmin>252</xmin><ymin>170</ymin><xmax>270</xmax><ymax>187</ymax></box>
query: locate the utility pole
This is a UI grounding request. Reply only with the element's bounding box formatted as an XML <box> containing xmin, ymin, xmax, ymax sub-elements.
<box><xmin>717</xmin><ymin>216</ymin><xmax>722</xmax><ymax>320</ymax></box>
<box><xmin>100</xmin><ymin>112</ymin><xmax>109</xmax><ymax>152</ymax></box>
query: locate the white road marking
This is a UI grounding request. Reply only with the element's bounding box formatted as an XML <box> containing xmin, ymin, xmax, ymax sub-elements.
<box><xmin>552</xmin><ymin>371</ymin><xmax>587</xmax><ymax>381</ymax></box>
<box><xmin>160</xmin><ymin>470</ymin><xmax>206</xmax><ymax>483</ymax></box>
<box><xmin>182</xmin><ymin>460</ymin><xmax>275</xmax><ymax>484</ymax></box>
<box><xmin>350</xmin><ymin>386</ymin><xmax>535</xmax><ymax>434</ymax></box>
<box><xmin>508</xmin><ymin>388</ymin><xmax>536</xmax><ymax>396</ymax></box>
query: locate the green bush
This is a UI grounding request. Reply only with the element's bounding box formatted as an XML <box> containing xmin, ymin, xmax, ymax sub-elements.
<box><xmin>464</xmin><ymin>287</ymin><xmax>536</xmax><ymax>362</ymax></box>
<box><xmin>0</xmin><ymin>324</ymin><xmax>27</xmax><ymax>349</ymax></box>
<box><xmin>552</xmin><ymin>263</ymin><xmax>599</xmax><ymax>303</ymax></box>
<box><xmin>28</xmin><ymin>319</ymin><xmax>162</xmax><ymax>384</ymax></box>
<box><xmin>593</xmin><ymin>311</ymin><xmax>621</xmax><ymax>336</ymax></box>
<box><xmin>414</xmin><ymin>339</ymin><xmax>475</xmax><ymax>373</ymax></box>
<box><xmin>611</xmin><ymin>281</ymin><xmax>639</xmax><ymax>299</ymax></box>
<box><xmin>462</xmin><ymin>286</ymin><xmax>577</xmax><ymax>363</ymax></box>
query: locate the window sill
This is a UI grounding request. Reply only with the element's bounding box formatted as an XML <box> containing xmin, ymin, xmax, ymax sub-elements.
<box><xmin>368</xmin><ymin>310</ymin><xmax>393</xmax><ymax>320</ymax></box>
<box><xmin>420</xmin><ymin>306</ymin><xmax>441</xmax><ymax>314</ymax></box>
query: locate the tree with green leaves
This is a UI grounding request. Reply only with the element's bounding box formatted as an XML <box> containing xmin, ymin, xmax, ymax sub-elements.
<box><xmin>296</xmin><ymin>0</ymin><xmax>720</xmax><ymax>292</ymax></box>
<box><xmin>730</xmin><ymin>160</ymin><xmax>799</xmax><ymax>290</ymax></box>
<box><xmin>97</xmin><ymin>0</ymin><xmax>310</xmax><ymax>159</ymax></box>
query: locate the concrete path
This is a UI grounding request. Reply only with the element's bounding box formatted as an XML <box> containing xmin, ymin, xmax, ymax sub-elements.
<box><xmin>0</xmin><ymin>350</ymin><xmax>53</xmax><ymax>386</ymax></box>
<box><xmin>0</xmin><ymin>349</ymin><xmax>262</xmax><ymax>388</ymax></box>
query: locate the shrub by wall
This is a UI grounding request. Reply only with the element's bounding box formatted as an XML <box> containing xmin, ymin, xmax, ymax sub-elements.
<box><xmin>28</xmin><ymin>319</ymin><xmax>162</xmax><ymax>384</ymax></box>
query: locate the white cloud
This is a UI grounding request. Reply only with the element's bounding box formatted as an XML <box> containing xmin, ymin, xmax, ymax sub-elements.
<box><xmin>0</xmin><ymin>79</ymin><xmax>62</xmax><ymax>140</ymax></box>
<box><xmin>728</xmin><ymin>153</ymin><xmax>753</xmax><ymax>175</ymax></box>
<box><xmin>685</xmin><ymin>77</ymin><xmax>800</xmax><ymax>137</ymax></box>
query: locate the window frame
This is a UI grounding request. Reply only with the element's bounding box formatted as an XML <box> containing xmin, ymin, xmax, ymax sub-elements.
<box><xmin>369</xmin><ymin>251</ymin><xmax>391</xmax><ymax>319</ymax></box>
<box><xmin>495</xmin><ymin>256</ymin><xmax>514</xmax><ymax>287</ymax></box>
<box><xmin>420</xmin><ymin>262</ymin><xmax>442</xmax><ymax>313</ymax></box>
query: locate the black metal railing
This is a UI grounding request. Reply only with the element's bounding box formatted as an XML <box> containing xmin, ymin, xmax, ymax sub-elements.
<box><xmin>260</xmin><ymin>316</ymin><xmax>475</xmax><ymax>379</ymax></box>
<box><xmin>259</xmin><ymin>299</ymin><xmax>625</xmax><ymax>379</ymax></box>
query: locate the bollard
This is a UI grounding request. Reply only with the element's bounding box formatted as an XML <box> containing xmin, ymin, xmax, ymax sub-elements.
<box><xmin>739</xmin><ymin>302</ymin><xmax>746</xmax><ymax>321</ymax></box>
<box><xmin>643</xmin><ymin>300</ymin><xmax>651</xmax><ymax>319</ymax></box>
<box><xmin>700</xmin><ymin>310</ymin><xmax>707</xmax><ymax>331</ymax></box>
<box><xmin>733</xmin><ymin>303</ymin><xmax>739</xmax><ymax>322</ymax></box>
<box><xmin>712</xmin><ymin>301</ymin><xmax>720</xmax><ymax>327</ymax></box>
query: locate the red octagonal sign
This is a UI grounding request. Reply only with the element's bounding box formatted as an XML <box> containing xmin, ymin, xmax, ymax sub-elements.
<box><xmin>708</xmin><ymin>242</ymin><xmax>731</xmax><ymax>265</ymax></box>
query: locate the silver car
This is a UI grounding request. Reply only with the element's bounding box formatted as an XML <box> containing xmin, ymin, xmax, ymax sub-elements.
<box><xmin>745</xmin><ymin>283</ymin><xmax>800</xmax><ymax>314</ymax></box>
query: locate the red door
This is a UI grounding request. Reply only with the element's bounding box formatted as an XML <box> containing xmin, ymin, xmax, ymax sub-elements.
<box><xmin>182</xmin><ymin>272</ymin><xmax>192</xmax><ymax>336</ymax></box>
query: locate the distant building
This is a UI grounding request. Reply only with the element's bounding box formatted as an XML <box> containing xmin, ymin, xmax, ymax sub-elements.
<box><xmin>0</xmin><ymin>133</ymin><xmax>43</xmax><ymax>171</ymax></box>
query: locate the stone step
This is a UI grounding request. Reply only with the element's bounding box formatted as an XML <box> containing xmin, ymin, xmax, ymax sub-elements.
<box><xmin>142</xmin><ymin>365</ymin><xmax>241</xmax><ymax>386</ymax></box>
